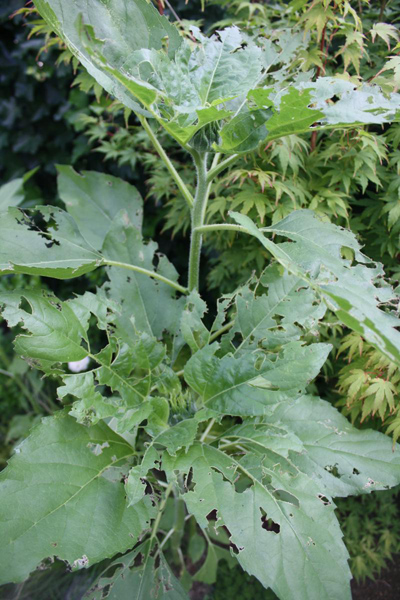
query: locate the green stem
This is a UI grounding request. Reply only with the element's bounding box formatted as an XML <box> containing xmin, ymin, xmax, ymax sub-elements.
<box><xmin>188</xmin><ymin>150</ymin><xmax>209</xmax><ymax>291</ymax></box>
<box><xmin>137</xmin><ymin>115</ymin><xmax>194</xmax><ymax>209</ymax></box>
<box><xmin>103</xmin><ymin>259</ymin><xmax>188</xmax><ymax>294</ymax></box>
<box><xmin>206</xmin><ymin>153</ymin><xmax>239</xmax><ymax>183</ymax></box>
<box><xmin>209</xmin><ymin>320</ymin><xmax>234</xmax><ymax>342</ymax></box>
<box><xmin>194</xmin><ymin>223</ymin><xmax>247</xmax><ymax>235</ymax></box>
<box><xmin>200</xmin><ymin>417</ymin><xmax>215</xmax><ymax>442</ymax></box>
<box><xmin>149</xmin><ymin>482</ymin><xmax>174</xmax><ymax>547</ymax></box>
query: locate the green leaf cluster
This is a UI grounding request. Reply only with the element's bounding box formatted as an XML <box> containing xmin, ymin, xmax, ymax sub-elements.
<box><xmin>1</xmin><ymin>1</ymin><xmax>400</xmax><ymax>598</ymax></box>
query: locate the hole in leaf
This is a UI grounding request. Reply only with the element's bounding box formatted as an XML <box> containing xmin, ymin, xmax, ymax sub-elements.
<box><xmin>317</xmin><ymin>494</ymin><xmax>331</xmax><ymax>506</ymax></box>
<box><xmin>19</xmin><ymin>296</ymin><xmax>32</xmax><ymax>315</ymax></box>
<box><xmin>272</xmin><ymin>489</ymin><xmax>300</xmax><ymax>508</ymax></box>
<box><xmin>206</xmin><ymin>509</ymin><xmax>218</xmax><ymax>521</ymax></box>
<box><xmin>324</xmin><ymin>464</ymin><xmax>341</xmax><ymax>478</ymax></box>
<box><xmin>353</xmin><ymin>468</ymin><xmax>360</xmax><ymax>475</ymax></box>
<box><xmin>260</xmin><ymin>508</ymin><xmax>280</xmax><ymax>534</ymax></box>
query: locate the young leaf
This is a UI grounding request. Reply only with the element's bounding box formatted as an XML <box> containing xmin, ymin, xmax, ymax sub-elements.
<box><xmin>0</xmin><ymin>412</ymin><xmax>153</xmax><ymax>584</ymax></box>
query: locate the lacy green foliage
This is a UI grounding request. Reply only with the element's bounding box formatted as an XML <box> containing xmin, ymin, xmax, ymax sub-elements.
<box><xmin>336</xmin><ymin>332</ymin><xmax>400</xmax><ymax>441</ymax></box>
<box><xmin>0</xmin><ymin>1</ymin><xmax>400</xmax><ymax>598</ymax></box>
<box><xmin>336</xmin><ymin>489</ymin><xmax>400</xmax><ymax>582</ymax></box>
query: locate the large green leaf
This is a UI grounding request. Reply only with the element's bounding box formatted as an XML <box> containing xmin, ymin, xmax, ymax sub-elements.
<box><xmin>269</xmin><ymin>394</ymin><xmax>400</xmax><ymax>497</ymax></box>
<box><xmin>0</xmin><ymin>199</ymin><xmax>186</xmax><ymax>323</ymax></box>
<box><xmin>229</xmin><ymin>265</ymin><xmax>326</xmax><ymax>351</ymax></box>
<box><xmin>163</xmin><ymin>443</ymin><xmax>352</xmax><ymax>600</ymax></box>
<box><xmin>0</xmin><ymin>289</ymin><xmax>170</xmax><ymax>426</ymax></box>
<box><xmin>57</xmin><ymin>166</ymin><xmax>143</xmax><ymax>250</ymax></box>
<box><xmin>0</xmin><ymin>412</ymin><xmax>153</xmax><ymax>584</ymax></box>
<box><xmin>0</xmin><ymin>206</ymin><xmax>101</xmax><ymax>279</ymax></box>
<box><xmin>218</xmin><ymin>79</ymin><xmax>400</xmax><ymax>152</ymax></box>
<box><xmin>33</xmin><ymin>0</ymin><xmax>181</xmax><ymax>116</ymax></box>
<box><xmin>231</xmin><ymin>210</ymin><xmax>400</xmax><ymax>366</ymax></box>
<box><xmin>184</xmin><ymin>340</ymin><xmax>330</xmax><ymax>416</ymax></box>
<box><xmin>35</xmin><ymin>1</ymin><xmax>400</xmax><ymax>151</ymax></box>
<box><xmin>103</xmin><ymin>212</ymin><xmax>185</xmax><ymax>340</ymax></box>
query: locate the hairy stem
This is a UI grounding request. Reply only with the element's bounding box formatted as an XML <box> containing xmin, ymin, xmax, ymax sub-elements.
<box><xmin>188</xmin><ymin>150</ymin><xmax>209</xmax><ymax>291</ymax></box>
<box><xmin>194</xmin><ymin>223</ymin><xmax>247</xmax><ymax>235</ymax></box>
<box><xmin>206</xmin><ymin>153</ymin><xmax>239</xmax><ymax>183</ymax></box>
<box><xmin>137</xmin><ymin>115</ymin><xmax>194</xmax><ymax>209</ymax></box>
<box><xmin>103</xmin><ymin>259</ymin><xmax>188</xmax><ymax>294</ymax></box>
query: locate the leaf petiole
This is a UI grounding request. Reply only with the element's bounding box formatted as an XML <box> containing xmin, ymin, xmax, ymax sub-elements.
<box><xmin>103</xmin><ymin>259</ymin><xmax>188</xmax><ymax>294</ymax></box>
<box><xmin>137</xmin><ymin>115</ymin><xmax>194</xmax><ymax>209</ymax></box>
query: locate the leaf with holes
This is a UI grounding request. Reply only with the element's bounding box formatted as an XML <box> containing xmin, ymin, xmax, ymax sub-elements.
<box><xmin>163</xmin><ymin>442</ymin><xmax>352</xmax><ymax>600</ymax></box>
<box><xmin>57</xmin><ymin>165</ymin><xmax>143</xmax><ymax>250</ymax></box>
<box><xmin>0</xmin><ymin>412</ymin><xmax>153</xmax><ymax>585</ymax></box>
<box><xmin>230</xmin><ymin>210</ymin><xmax>400</xmax><ymax>366</ymax></box>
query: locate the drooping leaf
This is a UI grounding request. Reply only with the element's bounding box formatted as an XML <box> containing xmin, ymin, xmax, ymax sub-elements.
<box><xmin>0</xmin><ymin>204</ymin><xmax>186</xmax><ymax>327</ymax></box>
<box><xmin>269</xmin><ymin>394</ymin><xmax>400</xmax><ymax>497</ymax></box>
<box><xmin>33</xmin><ymin>0</ymin><xmax>181</xmax><ymax>115</ymax></box>
<box><xmin>0</xmin><ymin>412</ymin><xmax>153</xmax><ymax>585</ymax></box>
<box><xmin>163</xmin><ymin>442</ymin><xmax>352</xmax><ymax>600</ymax></box>
<box><xmin>231</xmin><ymin>210</ymin><xmax>400</xmax><ymax>366</ymax></box>
<box><xmin>57</xmin><ymin>165</ymin><xmax>143</xmax><ymax>250</ymax></box>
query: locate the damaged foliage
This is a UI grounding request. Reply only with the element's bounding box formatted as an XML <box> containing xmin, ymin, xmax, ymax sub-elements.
<box><xmin>1</xmin><ymin>1</ymin><xmax>400</xmax><ymax>599</ymax></box>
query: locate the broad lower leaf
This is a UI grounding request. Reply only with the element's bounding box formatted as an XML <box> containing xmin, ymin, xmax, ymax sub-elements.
<box><xmin>57</xmin><ymin>165</ymin><xmax>143</xmax><ymax>250</ymax></box>
<box><xmin>0</xmin><ymin>412</ymin><xmax>153</xmax><ymax>585</ymax></box>
<box><xmin>0</xmin><ymin>202</ymin><xmax>186</xmax><ymax>327</ymax></box>
<box><xmin>231</xmin><ymin>210</ymin><xmax>400</xmax><ymax>366</ymax></box>
<box><xmin>269</xmin><ymin>394</ymin><xmax>400</xmax><ymax>497</ymax></box>
<box><xmin>0</xmin><ymin>289</ymin><xmax>89</xmax><ymax>363</ymax></box>
<box><xmin>0</xmin><ymin>289</ymin><xmax>169</xmax><ymax>426</ymax></box>
<box><xmin>163</xmin><ymin>442</ymin><xmax>352</xmax><ymax>600</ymax></box>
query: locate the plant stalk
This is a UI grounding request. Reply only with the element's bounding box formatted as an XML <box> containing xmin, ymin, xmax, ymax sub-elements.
<box><xmin>188</xmin><ymin>150</ymin><xmax>209</xmax><ymax>291</ymax></box>
<box><xmin>194</xmin><ymin>223</ymin><xmax>247</xmax><ymax>235</ymax></box>
<box><xmin>206</xmin><ymin>153</ymin><xmax>239</xmax><ymax>183</ymax></box>
<box><xmin>137</xmin><ymin>115</ymin><xmax>194</xmax><ymax>209</ymax></box>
